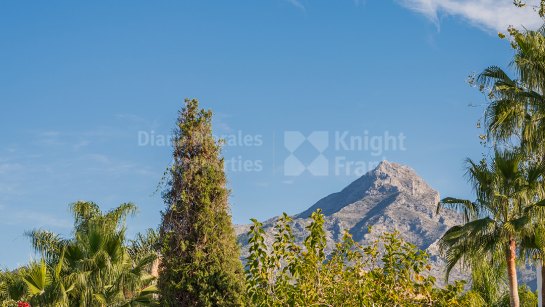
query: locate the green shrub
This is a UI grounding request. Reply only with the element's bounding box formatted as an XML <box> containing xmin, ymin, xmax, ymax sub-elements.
<box><xmin>245</xmin><ymin>209</ymin><xmax>473</xmax><ymax>306</ymax></box>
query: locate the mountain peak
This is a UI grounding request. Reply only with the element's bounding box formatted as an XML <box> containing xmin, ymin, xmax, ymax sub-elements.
<box><xmin>373</xmin><ymin>160</ymin><xmax>415</xmax><ymax>177</ymax></box>
<box><xmin>376</xmin><ymin>159</ymin><xmax>394</xmax><ymax>168</ymax></box>
<box><xmin>237</xmin><ymin>160</ymin><xmax>466</xmax><ymax>285</ymax></box>
<box><xmin>369</xmin><ymin>160</ymin><xmax>432</xmax><ymax>195</ymax></box>
<box><xmin>297</xmin><ymin>160</ymin><xmax>437</xmax><ymax>218</ymax></box>
<box><xmin>374</xmin><ymin>160</ymin><xmax>400</xmax><ymax>173</ymax></box>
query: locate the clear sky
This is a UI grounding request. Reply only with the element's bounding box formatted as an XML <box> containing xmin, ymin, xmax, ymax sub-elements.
<box><xmin>0</xmin><ymin>0</ymin><xmax>541</xmax><ymax>268</ymax></box>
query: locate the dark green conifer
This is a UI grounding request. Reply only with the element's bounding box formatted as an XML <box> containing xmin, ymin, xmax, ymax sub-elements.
<box><xmin>158</xmin><ymin>99</ymin><xmax>245</xmax><ymax>306</ymax></box>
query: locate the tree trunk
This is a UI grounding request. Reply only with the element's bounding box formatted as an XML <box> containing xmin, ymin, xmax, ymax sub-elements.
<box><xmin>151</xmin><ymin>256</ymin><xmax>161</xmax><ymax>278</ymax></box>
<box><xmin>539</xmin><ymin>260</ymin><xmax>545</xmax><ymax>306</ymax></box>
<box><xmin>506</xmin><ymin>238</ymin><xmax>520</xmax><ymax>307</ymax></box>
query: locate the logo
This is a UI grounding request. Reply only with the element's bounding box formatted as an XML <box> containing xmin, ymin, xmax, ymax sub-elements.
<box><xmin>283</xmin><ymin>131</ymin><xmax>329</xmax><ymax>176</ymax></box>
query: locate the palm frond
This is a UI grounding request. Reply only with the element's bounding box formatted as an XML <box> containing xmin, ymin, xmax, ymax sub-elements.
<box><xmin>437</xmin><ymin>197</ymin><xmax>480</xmax><ymax>223</ymax></box>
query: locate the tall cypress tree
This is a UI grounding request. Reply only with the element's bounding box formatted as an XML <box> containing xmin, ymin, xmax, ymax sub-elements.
<box><xmin>158</xmin><ymin>99</ymin><xmax>245</xmax><ymax>306</ymax></box>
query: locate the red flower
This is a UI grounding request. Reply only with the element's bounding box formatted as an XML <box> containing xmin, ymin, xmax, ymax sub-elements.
<box><xmin>17</xmin><ymin>302</ymin><xmax>30</xmax><ymax>307</ymax></box>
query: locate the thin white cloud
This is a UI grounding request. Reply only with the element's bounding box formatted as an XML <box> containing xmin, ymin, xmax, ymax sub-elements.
<box><xmin>116</xmin><ymin>113</ymin><xmax>159</xmax><ymax>130</ymax></box>
<box><xmin>397</xmin><ymin>0</ymin><xmax>544</xmax><ymax>32</ymax></box>
<box><xmin>285</xmin><ymin>0</ymin><xmax>305</xmax><ymax>11</ymax></box>
<box><xmin>40</xmin><ymin>131</ymin><xmax>61</xmax><ymax>138</ymax></box>
<box><xmin>82</xmin><ymin>153</ymin><xmax>111</xmax><ymax>164</ymax></box>
<box><xmin>35</xmin><ymin>130</ymin><xmax>65</xmax><ymax>146</ymax></box>
<box><xmin>73</xmin><ymin>140</ymin><xmax>90</xmax><ymax>150</ymax></box>
<box><xmin>0</xmin><ymin>162</ymin><xmax>22</xmax><ymax>174</ymax></box>
<box><xmin>0</xmin><ymin>184</ymin><xmax>18</xmax><ymax>194</ymax></box>
<box><xmin>5</xmin><ymin>210</ymin><xmax>72</xmax><ymax>229</ymax></box>
<box><xmin>78</xmin><ymin>154</ymin><xmax>159</xmax><ymax>177</ymax></box>
<box><xmin>353</xmin><ymin>0</ymin><xmax>367</xmax><ymax>6</ymax></box>
<box><xmin>214</xmin><ymin>112</ymin><xmax>234</xmax><ymax>133</ymax></box>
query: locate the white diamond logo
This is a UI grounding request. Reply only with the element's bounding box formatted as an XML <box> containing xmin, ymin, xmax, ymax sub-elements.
<box><xmin>308</xmin><ymin>155</ymin><xmax>329</xmax><ymax>176</ymax></box>
<box><xmin>307</xmin><ymin>131</ymin><xmax>329</xmax><ymax>152</ymax></box>
<box><xmin>284</xmin><ymin>155</ymin><xmax>306</xmax><ymax>177</ymax></box>
<box><xmin>283</xmin><ymin>131</ymin><xmax>329</xmax><ymax>177</ymax></box>
<box><xmin>284</xmin><ymin>131</ymin><xmax>306</xmax><ymax>153</ymax></box>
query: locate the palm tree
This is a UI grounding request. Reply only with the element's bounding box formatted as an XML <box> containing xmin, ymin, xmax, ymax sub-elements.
<box><xmin>22</xmin><ymin>253</ymin><xmax>74</xmax><ymax>306</ymax></box>
<box><xmin>437</xmin><ymin>150</ymin><xmax>545</xmax><ymax>307</ymax></box>
<box><xmin>476</xmin><ymin>27</ymin><xmax>545</xmax><ymax>156</ymax></box>
<box><xmin>475</xmin><ymin>25</ymin><xmax>545</xmax><ymax>306</ymax></box>
<box><xmin>26</xmin><ymin>201</ymin><xmax>159</xmax><ymax>306</ymax></box>
<box><xmin>466</xmin><ymin>258</ymin><xmax>508</xmax><ymax>306</ymax></box>
<box><xmin>0</xmin><ymin>269</ymin><xmax>27</xmax><ymax>305</ymax></box>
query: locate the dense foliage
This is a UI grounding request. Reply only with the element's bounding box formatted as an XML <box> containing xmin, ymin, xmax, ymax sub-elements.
<box><xmin>0</xmin><ymin>201</ymin><xmax>159</xmax><ymax>307</ymax></box>
<box><xmin>437</xmin><ymin>150</ymin><xmax>545</xmax><ymax>306</ymax></box>
<box><xmin>7</xmin><ymin>5</ymin><xmax>545</xmax><ymax>303</ymax></box>
<box><xmin>443</xmin><ymin>5</ymin><xmax>545</xmax><ymax>306</ymax></box>
<box><xmin>245</xmin><ymin>210</ymin><xmax>474</xmax><ymax>306</ymax></box>
<box><xmin>157</xmin><ymin>99</ymin><xmax>246</xmax><ymax>306</ymax></box>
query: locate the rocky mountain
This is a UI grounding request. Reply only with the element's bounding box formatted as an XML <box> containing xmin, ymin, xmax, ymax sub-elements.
<box><xmin>236</xmin><ymin>160</ymin><xmax>466</xmax><ymax>284</ymax></box>
<box><xmin>235</xmin><ymin>160</ymin><xmax>537</xmax><ymax>287</ymax></box>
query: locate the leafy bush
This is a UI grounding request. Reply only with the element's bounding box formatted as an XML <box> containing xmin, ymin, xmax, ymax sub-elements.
<box><xmin>244</xmin><ymin>209</ymin><xmax>474</xmax><ymax>306</ymax></box>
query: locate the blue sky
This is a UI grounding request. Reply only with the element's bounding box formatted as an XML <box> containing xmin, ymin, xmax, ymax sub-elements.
<box><xmin>0</xmin><ymin>0</ymin><xmax>541</xmax><ymax>268</ymax></box>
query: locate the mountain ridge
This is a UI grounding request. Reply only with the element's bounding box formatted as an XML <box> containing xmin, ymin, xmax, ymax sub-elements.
<box><xmin>236</xmin><ymin>161</ymin><xmax>462</xmax><ymax>281</ymax></box>
<box><xmin>235</xmin><ymin>160</ymin><xmax>537</xmax><ymax>287</ymax></box>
